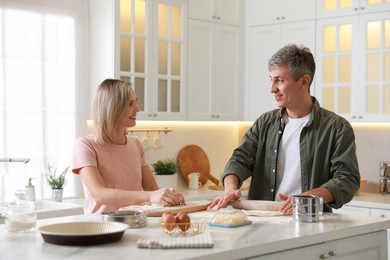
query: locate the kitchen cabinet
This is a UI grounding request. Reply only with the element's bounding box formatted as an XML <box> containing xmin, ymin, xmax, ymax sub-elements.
<box><xmin>253</xmin><ymin>231</ymin><xmax>387</xmax><ymax>260</ymax></box>
<box><xmin>116</xmin><ymin>0</ymin><xmax>188</xmax><ymax>120</ymax></box>
<box><xmin>187</xmin><ymin>7</ymin><xmax>242</xmax><ymax>120</ymax></box>
<box><xmin>246</xmin><ymin>0</ymin><xmax>316</xmax><ymax>26</ymax></box>
<box><xmin>244</xmin><ymin>0</ymin><xmax>316</xmax><ymax>121</ymax></box>
<box><xmin>188</xmin><ymin>0</ymin><xmax>242</xmax><ymax>26</ymax></box>
<box><xmin>244</xmin><ymin>21</ymin><xmax>316</xmax><ymax>121</ymax></box>
<box><xmin>317</xmin><ymin>0</ymin><xmax>390</xmax><ymax>19</ymax></box>
<box><xmin>315</xmin><ymin>11</ymin><xmax>390</xmax><ymax>122</ymax></box>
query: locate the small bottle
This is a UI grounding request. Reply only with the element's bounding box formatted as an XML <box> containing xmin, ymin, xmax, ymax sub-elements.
<box><xmin>25</xmin><ymin>178</ymin><xmax>36</xmax><ymax>201</ymax></box>
<box><xmin>5</xmin><ymin>190</ymin><xmax>37</xmax><ymax>232</ymax></box>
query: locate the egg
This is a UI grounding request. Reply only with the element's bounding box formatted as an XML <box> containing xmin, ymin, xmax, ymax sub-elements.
<box><xmin>176</xmin><ymin>212</ymin><xmax>191</xmax><ymax>232</ymax></box>
<box><xmin>161</xmin><ymin>212</ymin><xmax>176</xmax><ymax>231</ymax></box>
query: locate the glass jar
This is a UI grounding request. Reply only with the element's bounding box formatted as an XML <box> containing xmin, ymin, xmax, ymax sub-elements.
<box><xmin>380</xmin><ymin>161</ymin><xmax>389</xmax><ymax>177</ymax></box>
<box><xmin>5</xmin><ymin>190</ymin><xmax>36</xmax><ymax>232</ymax></box>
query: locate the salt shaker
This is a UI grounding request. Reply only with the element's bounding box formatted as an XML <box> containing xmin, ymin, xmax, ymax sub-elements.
<box><xmin>5</xmin><ymin>190</ymin><xmax>37</xmax><ymax>232</ymax></box>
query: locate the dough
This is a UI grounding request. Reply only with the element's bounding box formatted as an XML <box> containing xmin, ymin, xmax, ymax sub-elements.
<box><xmin>212</xmin><ymin>211</ymin><xmax>246</xmax><ymax>224</ymax></box>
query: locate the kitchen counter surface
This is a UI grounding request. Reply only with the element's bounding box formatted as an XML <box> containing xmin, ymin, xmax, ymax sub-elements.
<box><xmin>1</xmin><ymin>209</ymin><xmax>390</xmax><ymax>260</ymax></box>
<box><xmin>345</xmin><ymin>192</ymin><xmax>390</xmax><ymax>209</ymax></box>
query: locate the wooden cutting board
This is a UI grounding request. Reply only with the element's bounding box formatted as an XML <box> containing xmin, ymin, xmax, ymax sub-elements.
<box><xmin>177</xmin><ymin>144</ymin><xmax>219</xmax><ymax>186</ymax></box>
<box><xmin>120</xmin><ymin>200</ymin><xmax>211</xmax><ymax>217</ymax></box>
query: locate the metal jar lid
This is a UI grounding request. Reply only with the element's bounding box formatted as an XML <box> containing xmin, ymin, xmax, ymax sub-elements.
<box><xmin>101</xmin><ymin>210</ymin><xmax>147</xmax><ymax>228</ymax></box>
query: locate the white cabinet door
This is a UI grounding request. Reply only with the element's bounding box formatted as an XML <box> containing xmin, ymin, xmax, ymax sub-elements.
<box><xmin>250</xmin><ymin>230</ymin><xmax>387</xmax><ymax>260</ymax></box>
<box><xmin>324</xmin><ymin>230</ymin><xmax>387</xmax><ymax>260</ymax></box>
<box><xmin>187</xmin><ymin>20</ymin><xmax>241</xmax><ymax>120</ymax></box>
<box><xmin>371</xmin><ymin>208</ymin><xmax>390</xmax><ymax>218</ymax></box>
<box><xmin>246</xmin><ymin>0</ymin><xmax>316</xmax><ymax>26</ymax></box>
<box><xmin>244</xmin><ymin>21</ymin><xmax>315</xmax><ymax>121</ymax></box>
<box><xmin>188</xmin><ymin>0</ymin><xmax>242</xmax><ymax>26</ymax></box>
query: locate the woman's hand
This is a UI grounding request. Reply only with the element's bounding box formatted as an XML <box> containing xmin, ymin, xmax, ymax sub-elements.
<box><xmin>149</xmin><ymin>188</ymin><xmax>186</xmax><ymax>206</ymax></box>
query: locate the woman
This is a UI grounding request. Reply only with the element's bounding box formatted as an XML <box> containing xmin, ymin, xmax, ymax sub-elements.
<box><xmin>72</xmin><ymin>79</ymin><xmax>185</xmax><ymax>214</ymax></box>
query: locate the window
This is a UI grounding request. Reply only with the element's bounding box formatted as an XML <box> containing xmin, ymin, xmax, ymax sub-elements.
<box><xmin>0</xmin><ymin>0</ymin><xmax>88</xmax><ymax>202</ymax></box>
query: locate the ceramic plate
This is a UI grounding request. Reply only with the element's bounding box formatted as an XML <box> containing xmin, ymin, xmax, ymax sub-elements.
<box><xmin>38</xmin><ymin>221</ymin><xmax>129</xmax><ymax>245</ymax></box>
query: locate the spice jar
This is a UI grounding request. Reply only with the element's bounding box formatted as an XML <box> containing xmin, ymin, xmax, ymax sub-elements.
<box><xmin>380</xmin><ymin>161</ymin><xmax>389</xmax><ymax>177</ymax></box>
<box><xmin>5</xmin><ymin>190</ymin><xmax>37</xmax><ymax>232</ymax></box>
<box><xmin>379</xmin><ymin>178</ymin><xmax>386</xmax><ymax>193</ymax></box>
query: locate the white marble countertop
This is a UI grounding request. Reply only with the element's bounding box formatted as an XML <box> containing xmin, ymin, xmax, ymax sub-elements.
<box><xmin>1</xmin><ymin>209</ymin><xmax>390</xmax><ymax>260</ymax></box>
<box><xmin>345</xmin><ymin>192</ymin><xmax>390</xmax><ymax>209</ymax></box>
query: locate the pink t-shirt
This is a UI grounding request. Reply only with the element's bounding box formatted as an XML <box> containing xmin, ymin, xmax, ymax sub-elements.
<box><xmin>72</xmin><ymin>134</ymin><xmax>149</xmax><ymax>214</ymax></box>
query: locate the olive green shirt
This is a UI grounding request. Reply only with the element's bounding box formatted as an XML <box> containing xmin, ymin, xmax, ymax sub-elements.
<box><xmin>223</xmin><ymin>97</ymin><xmax>360</xmax><ymax>212</ymax></box>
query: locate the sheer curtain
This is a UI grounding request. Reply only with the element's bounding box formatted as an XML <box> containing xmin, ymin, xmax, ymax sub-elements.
<box><xmin>0</xmin><ymin>0</ymin><xmax>89</xmax><ymax>202</ymax></box>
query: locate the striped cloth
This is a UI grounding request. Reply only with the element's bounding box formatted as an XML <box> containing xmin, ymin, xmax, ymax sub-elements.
<box><xmin>137</xmin><ymin>232</ymin><xmax>214</xmax><ymax>249</ymax></box>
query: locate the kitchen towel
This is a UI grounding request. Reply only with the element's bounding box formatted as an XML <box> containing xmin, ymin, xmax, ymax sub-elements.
<box><xmin>136</xmin><ymin>232</ymin><xmax>214</xmax><ymax>249</ymax></box>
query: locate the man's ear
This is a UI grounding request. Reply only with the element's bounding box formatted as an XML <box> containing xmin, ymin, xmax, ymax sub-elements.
<box><xmin>301</xmin><ymin>74</ymin><xmax>311</xmax><ymax>87</ymax></box>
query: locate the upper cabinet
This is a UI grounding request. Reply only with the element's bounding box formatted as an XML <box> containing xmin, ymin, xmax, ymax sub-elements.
<box><xmin>188</xmin><ymin>0</ymin><xmax>242</xmax><ymax>26</ymax></box>
<box><xmin>317</xmin><ymin>0</ymin><xmax>390</xmax><ymax>19</ymax></box>
<box><xmin>315</xmin><ymin>2</ymin><xmax>390</xmax><ymax>121</ymax></box>
<box><xmin>187</xmin><ymin>0</ymin><xmax>242</xmax><ymax>121</ymax></box>
<box><xmin>244</xmin><ymin>0</ymin><xmax>316</xmax><ymax>121</ymax></box>
<box><xmin>116</xmin><ymin>0</ymin><xmax>188</xmax><ymax>120</ymax></box>
<box><xmin>246</xmin><ymin>0</ymin><xmax>316</xmax><ymax>26</ymax></box>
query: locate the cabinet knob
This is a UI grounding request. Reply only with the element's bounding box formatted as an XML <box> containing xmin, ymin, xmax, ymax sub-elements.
<box><xmin>354</xmin><ymin>7</ymin><xmax>358</xmax><ymax>11</ymax></box>
<box><xmin>153</xmin><ymin>114</ymin><xmax>157</xmax><ymax>117</ymax></box>
<box><xmin>360</xmin><ymin>6</ymin><xmax>365</xmax><ymax>10</ymax></box>
<box><xmin>328</xmin><ymin>250</ymin><xmax>336</xmax><ymax>257</ymax></box>
<box><xmin>276</xmin><ymin>17</ymin><xmax>280</xmax><ymax>20</ymax></box>
<box><xmin>281</xmin><ymin>16</ymin><xmax>285</xmax><ymax>20</ymax></box>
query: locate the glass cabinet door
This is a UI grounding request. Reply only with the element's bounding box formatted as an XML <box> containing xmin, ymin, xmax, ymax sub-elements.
<box><xmin>117</xmin><ymin>0</ymin><xmax>187</xmax><ymax>120</ymax></box>
<box><xmin>118</xmin><ymin>0</ymin><xmax>148</xmax><ymax>112</ymax></box>
<box><xmin>316</xmin><ymin>17</ymin><xmax>358</xmax><ymax>118</ymax></box>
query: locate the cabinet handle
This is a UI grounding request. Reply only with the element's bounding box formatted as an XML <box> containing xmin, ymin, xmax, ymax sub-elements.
<box><xmin>319</xmin><ymin>253</ymin><xmax>328</xmax><ymax>259</ymax></box>
<box><xmin>328</xmin><ymin>250</ymin><xmax>336</xmax><ymax>257</ymax></box>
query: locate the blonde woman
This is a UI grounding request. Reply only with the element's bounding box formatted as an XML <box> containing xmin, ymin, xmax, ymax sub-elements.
<box><xmin>72</xmin><ymin>79</ymin><xmax>185</xmax><ymax>214</ymax></box>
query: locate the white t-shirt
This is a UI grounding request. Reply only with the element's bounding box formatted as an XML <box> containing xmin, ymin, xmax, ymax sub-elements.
<box><xmin>275</xmin><ymin>113</ymin><xmax>310</xmax><ymax>199</ymax></box>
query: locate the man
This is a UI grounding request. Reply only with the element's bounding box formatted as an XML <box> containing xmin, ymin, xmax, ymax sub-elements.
<box><xmin>208</xmin><ymin>44</ymin><xmax>360</xmax><ymax>213</ymax></box>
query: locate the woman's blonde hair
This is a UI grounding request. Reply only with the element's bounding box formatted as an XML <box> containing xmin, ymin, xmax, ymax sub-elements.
<box><xmin>92</xmin><ymin>79</ymin><xmax>133</xmax><ymax>144</ymax></box>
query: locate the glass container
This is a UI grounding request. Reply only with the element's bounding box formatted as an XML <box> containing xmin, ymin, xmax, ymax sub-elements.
<box><xmin>5</xmin><ymin>190</ymin><xmax>37</xmax><ymax>232</ymax></box>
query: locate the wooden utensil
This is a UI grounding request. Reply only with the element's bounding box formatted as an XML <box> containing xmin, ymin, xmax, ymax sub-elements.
<box><xmin>232</xmin><ymin>200</ymin><xmax>283</xmax><ymax>211</ymax></box>
<box><xmin>120</xmin><ymin>201</ymin><xmax>211</xmax><ymax>217</ymax></box>
<box><xmin>177</xmin><ymin>144</ymin><xmax>220</xmax><ymax>186</ymax></box>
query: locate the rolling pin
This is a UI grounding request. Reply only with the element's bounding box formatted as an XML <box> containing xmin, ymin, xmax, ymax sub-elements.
<box><xmin>232</xmin><ymin>200</ymin><xmax>283</xmax><ymax>211</ymax></box>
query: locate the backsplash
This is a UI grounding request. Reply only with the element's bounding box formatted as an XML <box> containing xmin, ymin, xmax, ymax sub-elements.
<box><xmin>132</xmin><ymin>121</ymin><xmax>390</xmax><ymax>194</ymax></box>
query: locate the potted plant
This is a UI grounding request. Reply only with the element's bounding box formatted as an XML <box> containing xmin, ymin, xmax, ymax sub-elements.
<box><xmin>45</xmin><ymin>164</ymin><xmax>69</xmax><ymax>202</ymax></box>
<box><xmin>152</xmin><ymin>158</ymin><xmax>178</xmax><ymax>188</ymax></box>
